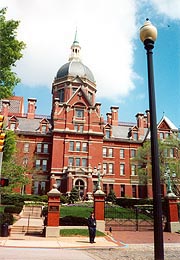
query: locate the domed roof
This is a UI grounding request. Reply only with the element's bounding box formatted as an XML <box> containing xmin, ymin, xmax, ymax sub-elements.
<box><xmin>56</xmin><ymin>60</ymin><xmax>95</xmax><ymax>82</ymax></box>
<box><xmin>56</xmin><ymin>31</ymin><xmax>95</xmax><ymax>83</ymax></box>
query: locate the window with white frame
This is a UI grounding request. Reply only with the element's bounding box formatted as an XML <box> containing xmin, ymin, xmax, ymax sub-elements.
<box><xmin>105</xmin><ymin>129</ymin><xmax>110</xmax><ymax>138</ymax></box>
<box><xmin>43</xmin><ymin>144</ymin><xmax>48</xmax><ymax>153</ymax></box>
<box><xmin>37</xmin><ymin>143</ymin><xmax>42</xmax><ymax>153</ymax></box>
<box><xmin>76</xmin><ymin>142</ymin><xmax>81</xmax><ymax>151</ymax></box>
<box><xmin>169</xmin><ymin>148</ymin><xmax>174</xmax><ymax>158</ymax></box>
<box><xmin>10</xmin><ymin>122</ymin><xmax>16</xmax><ymax>130</ymax></box>
<box><xmin>69</xmin><ymin>141</ymin><xmax>74</xmax><ymax>151</ymax></box>
<box><xmin>131</xmin><ymin>149</ymin><xmax>136</xmax><ymax>158</ymax></box>
<box><xmin>131</xmin><ymin>164</ymin><xmax>136</xmax><ymax>175</ymax></box>
<box><xmin>82</xmin><ymin>158</ymin><xmax>87</xmax><ymax>167</ymax></box>
<box><xmin>41</xmin><ymin>125</ymin><xmax>47</xmax><ymax>133</ymax></box>
<box><xmin>68</xmin><ymin>157</ymin><xmax>74</xmax><ymax>166</ymax></box>
<box><xmin>120</xmin><ymin>164</ymin><xmax>125</xmax><ymax>175</ymax></box>
<box><xmin>133</xmin><ymin>132</ymin><xmax>138</xmax><ymax>140</ymax></box>
<box><xmin>35</xmin><ymin>159</ymin><xmax>41</xmax><ymax>170</ymax></box>
<box><xmin>42</xmin><ymin>159</ymin><xmax>47</xmax><ymax>171</ymax></box>
<box><xmin>120</xmin><ymin>149</ymin><xmax>125</xmax><ymax>159</ymax></box>
<box><xmin>103</xmin><ymin>147</ymin><xmax>107</xmax><ymax>157</ymax></box>
<box><xmin>24</xmin><ymin>143</ymin><xmax>29</xmax><ymax>153</ymax></box>
<box><xmin>75</xmin><ymin>109</ymin><xmax>84</xmax><ymax>118</ymax></box>
<box><xmin>109</xmin><ymin>148</ymin><xmax>113</xmax><ymax>157</ymax></box>
<box><xmin>103</xmin><ymin>163</ymin><xmax>107</xmax><ymax>174</ymax></box>
<box><xmin>23</xmin><ymin>157</ymin><xmax>28</xmax><ymax>166</ymax></box>
<box><xmin>82</xmin><ymin>142</ymin><xmax>87</xmax><ymax>152</ymax></box>
<box><xmin>109</xmin><ymin>163</ymin><xmax>114</xmax><ymax>174</ymax></box>
<box><xmin>75</xmin><ymin>158</ymin><xmax>80</xmax><ymax>166</ymax></box>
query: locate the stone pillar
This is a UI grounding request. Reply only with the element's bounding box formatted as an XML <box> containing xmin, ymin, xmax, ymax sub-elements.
<box><xmin>165</xmin><ymin>194</ymin><xmax>180</xmax><ymax>233</ymax></box>
<box><xmin>94</xmin><ymin>189</ymin><xmax>105</xmax><ymax>232</ymax></box>
<box><xmin>46</xmin><ymin>184</ymin><xmax>60</xmax><ymax>237</ymax></box>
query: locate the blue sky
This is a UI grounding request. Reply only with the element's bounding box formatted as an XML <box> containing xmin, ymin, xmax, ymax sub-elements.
<box><xmin>1</xmin><ymin>0</ymin><xmax>180</xmax><ymax>128</ymax></box>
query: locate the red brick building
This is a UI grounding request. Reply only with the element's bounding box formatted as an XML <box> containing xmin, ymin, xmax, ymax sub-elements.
<box><xmin>0</xmin><ymin>35</ymin><xmax>178</xmax><ymax>199</ymax></box>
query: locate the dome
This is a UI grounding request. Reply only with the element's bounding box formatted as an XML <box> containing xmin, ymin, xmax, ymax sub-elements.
<box><xmin>56</xmin><ymin>60</ymin><xmax>95</xmax><ymax>83</ymax></box>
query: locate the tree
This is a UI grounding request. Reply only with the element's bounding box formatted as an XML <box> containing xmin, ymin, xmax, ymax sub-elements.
<box><xmin>68</xmin><ymin>187</ymin><xmax>79</xmax><ymax>204</ymax></box>
<box><xmin>106</xmin><ymin>189</ymin><xmax>116</xmax><ymax>204</ymax></box>
<box><xmin>0</xmin><ymin>8</ymin><xmax>26</xmax><ymax>99</ymax></box>
<box><xmin>1</xmin><ymin>130</ymin><xmax>29</xmax><ymax>193</ymax></box>
<box><xmin>133</xmin><ymin>136</ymin><xmax>180</xmax><ymax>195</ymax></box>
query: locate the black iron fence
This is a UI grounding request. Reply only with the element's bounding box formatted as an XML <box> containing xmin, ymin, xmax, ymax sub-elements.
<box><xmin>105</xmin><ymin>204</ymin><xmax>155</xmax><ymax>231</ymax></box>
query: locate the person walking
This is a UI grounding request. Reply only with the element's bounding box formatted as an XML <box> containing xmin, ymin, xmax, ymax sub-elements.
<box><xmin>87</xmin><ymin>212</ymin><xmax>96</xmax><ymax>243</ymax></box>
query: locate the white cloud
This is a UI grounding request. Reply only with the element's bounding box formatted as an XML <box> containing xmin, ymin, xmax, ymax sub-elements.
<box><xmin>152</xmin><ymin>0</ymin><xmax>180</xmax><ymax>19</ymax></box>
<box><xmin>1</xmin><ymin>0</ymin><xmax>138</xmax><ymax>102</ymax></box>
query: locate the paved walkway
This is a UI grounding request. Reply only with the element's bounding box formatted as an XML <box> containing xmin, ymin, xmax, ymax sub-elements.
<box><xmin>1</xmin><ymin>216</ymin><xmax>180</xmax><ymax>249</ymax></box>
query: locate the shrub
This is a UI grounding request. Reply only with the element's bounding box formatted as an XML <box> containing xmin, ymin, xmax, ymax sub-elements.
<box><xmin>4</xmin><ymin>205</ymin><xmax>22</xmax><ymax>214</ymax></box>
<box><xmin>60</xmin><ymin>216</ymin><xmax>87</xmax><ymax>226</ymax></box>
<box><xmin>0</xmin><ymin>213</ymin><xmax>14</xmax><ymax>225</ymax></box>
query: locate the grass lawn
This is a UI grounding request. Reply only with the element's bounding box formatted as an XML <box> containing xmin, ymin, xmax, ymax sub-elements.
<box><xmin>60</xmin><ymin>228</ymin><xmax>105</xmax><ymax>237</ymax></box>
<box><xmin>60</xmin><ymin>204</ymin><xmax>93</xmax><ymax>218</ymax></box>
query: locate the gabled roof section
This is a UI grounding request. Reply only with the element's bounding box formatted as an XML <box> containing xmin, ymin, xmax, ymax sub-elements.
<box><xmin>9</xmin><ymin>115</ymin><xmax>19</xmax><ymax>122</ymax></box>
<box><xmin>39</xmin><ymin>118</ymin><xmax>50</xmax><ymax>124</ymax></box>
<box><xmin>67</xmin><ymin>86</ymin><xmax>92</xmax><ymax>107</ymax></box>
<box><xmin>158</xmin><ymin>116</ymin><xmax>178</xmax><ymax>131</ymax></box>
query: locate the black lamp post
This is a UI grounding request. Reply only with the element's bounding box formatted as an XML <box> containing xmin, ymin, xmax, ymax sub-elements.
<box><xmin>140</xmin><ymin>19</ymin><xmax>164</xmax><ymax>260</ymax></box>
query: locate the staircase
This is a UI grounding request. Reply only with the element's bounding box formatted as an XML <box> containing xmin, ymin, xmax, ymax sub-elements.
<box><xmin>10</xmin><ymin>205</ymin><xmax>44</xmax><ymax>237</ymax></box>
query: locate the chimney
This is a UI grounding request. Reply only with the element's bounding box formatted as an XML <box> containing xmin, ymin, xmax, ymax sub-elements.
<box><xmin>106</xmin><ymin>112</ymin><xmax>112</xmax><ymax>125</ymax></box>
<box><xmin>145</xmin><ymin>110</ymin><xmax>150</xmax><ymax>128</ymax></box>
<box><xmin>111</xmin><ymin>106</ymin><xmax>119</xmax><ymax>126</ymax></box>
<box><xmin>95</xmin><ymin>102</ymin><xmax>101</xmax><ymax>116</ymax></box>
<box><xmin>27</xmin><ymin>98</ymin><xmax>37</xmax><ymax>119</ymax></box>
<box><xmin>136</xmin><ymin>112</ymin><xmax>144</xmax><ymax>136</ymax></box>
<box><xmin>1</xmin><ymin>100</ymin><xmax>10</xmax><ymax>117</ymax></box>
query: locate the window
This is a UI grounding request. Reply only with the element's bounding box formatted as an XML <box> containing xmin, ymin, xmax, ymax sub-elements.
<box><xmin>103</xmin><ymin>163</ymin><xmax>107</xmax><ymax>174</ymax></box>
<box><xmin>82</xmin><ymin>158</ymin><xmax>87</xmax><ymax>167</ymax></box>
<box><xmin>133</xmin><ymin>133</ymin><xmax>138</xmax><ymax>140</ymax></box>
<box><xmin>75</xmin><ymin>158</ymin><xmax>80</xmax><ymax>166</ymax></box>
<box><xmin>160</xmin><ymin>132</ymin><xmax>164</xmax><ymax>139</ymax></box>
<box><xmin>68</xmin><ymin>157</ymin><xmax>74</xmax><ymax>166</ymax></box>
<box><xmin>103</xmin><ymin>184</ymin><xmax>107</xmax><ymax>194</ymax></box>
<box><xmin>42</xmin><ymin>160</ymin><xmax>47</xmax><ymax>171</ymax></box>
<box><xmin>121</xmin><ymin>185</ymin><xmax>125</xmax><ymax>197</ymax></box>
<box><xmin>43</xmin><ymin>144</ymin><xmax>48</xmax><ymax>153</ymax></box>
<box><xmin>103</xmin><ymin>147</ymin><xmax>107</xmax><ymax>157</ymax></box>
<box><xmin>109</xmin><ymin>163</ymin><xmax>114</xmax><ymax>174</ymax></box>
<box><xmin>132</xmin><ymin>185</ymin><xmax>137</xmax><ymax>198</ymax></box>
<box><xmin>169</xmin><ymin>148</ymin><xmax>174</xmax><ymax>158</ymax></box>
<box><xmin>120</xmin><ymin>149</ymin><xmax>125</xmax><ymax>159</ymax></box>
<box><xmin>76</xmin><ymin>142</ymin><xmax>81</xmax><ymax>151</ymax></box>
<box><xmin>88</xmin><ymin>92</ymin><xmax>93</xmax><ymax>103</ymax></box>
<box><xmin>10</xmin><ymin>123</ymin><xmax>16</xmax><ymax>130</ymax></box>
<box><xmin>37</xmin><ymin>144</ymin><xmax>42</xmax><ymax>153</ymax></box>
<box><xmin>69</xmin><ymin>141</ymin><xmax>74</xmax><ymax>151</ymax></box>
<box><xmin>109</xmin><ymin>184</ymin><xmax>113</xmax><ymax>191</ymax></box>
<box><xmin>35</xmin><ymin>159</ymin><xmax>41</xmax><ymax>170</ymax></box>
<box><xmin>120</xmin><ymin>164</ymin><xmax>125</xmax><ymax>175</ymax></box>
<box><xmin>76</xmin><ymin>109</ymin><xmax>84</xmax><ymax>118</ymax></box>
<box><xmin>74</xmin><ymin>124</ymin><xmax>84</xmax><ymax>132</ymax></box>
<box><xmin>109</xmin><ymin>148</ymin><xmax>113</xmax><ymax>157</ymax></box>
<box><xmin>24</xmin><ymin>143</ymin><xmax>29</xmax><ymax>153</ymax></box>
<box><xmin>23</xmin><ymin>157</ymin><xmax>28</xmax><ymax>166</ymax></box>
<box><xmin>59</xmin><ymin>89</ymin><xmax>64</xmax><ymax>102</ymax></box>
<box><xmin>131</xmin><ymin>164</ymin><xmax>136</xmax><ymax>175</ymax></box>
<box><xmin>72</xmin><ymin>88</ymin><xmax>77</xmax><ymax>94</ymax></box>
<box><xmin>41</xmin><ymin>125</ymin><xmax>47</xmax><ymax>133</ymax></box>
<box><xmin>105</xmin><ymin>130</ymin><xmax>110</xmax><ymax>138</ymax></box>
<box><xmin>82</xmin><ymin>142</ymin><xmax>87</xmax><ymax>152</ymax></box>
<box><xmin>131</xmin><ymin>149</ymin><xmax>136</xmax><ymax>158</ymax></box>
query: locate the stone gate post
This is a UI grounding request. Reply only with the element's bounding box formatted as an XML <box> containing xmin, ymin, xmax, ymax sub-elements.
<box><xmin>46</xmin><ymin>184</ymin><xmax>60</xmax><ymax>237</ymax></box>
<box><xmin>94</xmin><ymin>189</ymin><xmax>105</xmax><ymax>232</ymax></box>
<box><xmin>165</xmin><ymin>193</ymin><xmax>180</xmax><ymax>233</ymax></box>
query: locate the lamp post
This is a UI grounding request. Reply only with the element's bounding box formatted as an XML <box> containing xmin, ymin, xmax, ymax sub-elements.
<box><xmin>140</xmin><ymin>19</ymin><xmax>164</xmax><ymax>260</ymax></box>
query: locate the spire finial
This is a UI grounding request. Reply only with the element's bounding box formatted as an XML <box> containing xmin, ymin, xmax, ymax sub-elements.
<box><xmin>69</xmin><ymin>28</ymin><xmax>81</xmax><ymax>62</ymax></box>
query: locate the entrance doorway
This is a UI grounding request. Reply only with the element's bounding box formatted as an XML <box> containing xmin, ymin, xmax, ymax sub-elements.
<box><xmin>75</xmin><ymin>179</ymin><xmax>85</xmax><ymax>199</ymax></box>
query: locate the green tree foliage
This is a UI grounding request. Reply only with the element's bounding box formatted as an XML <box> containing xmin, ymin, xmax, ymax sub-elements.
<box><xmin>106</xmin><ymin>189</ymin><xmax>116</xmax><ymax>204</ymax></box>
<box><xmin>0</xmin><ymin>8</ymin><xmax>26</xmax><ymax>99</ymax></box>
<box><xmin>133</xmin><ymin>137</ymin><xmax>180</xmax><ymax>193</ymax></box>
<box><xmin>68</xmin><ymin>187</ymin><xmax>79</xmax><ymax>204</ymax></box>
<box><xmin>1</xmin><ymin>130</ymin><xmax>29</xmax><ymax>193</ymax></box>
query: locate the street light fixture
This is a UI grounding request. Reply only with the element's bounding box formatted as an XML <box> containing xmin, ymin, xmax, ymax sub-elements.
<box><xmin>140</xmin><ymin>19</ymin><xmax>164</xmax><ymax>260</ymax></box>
